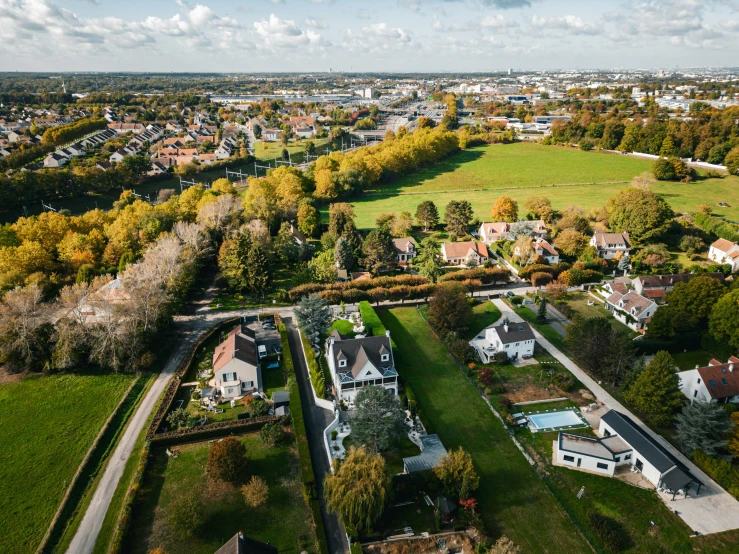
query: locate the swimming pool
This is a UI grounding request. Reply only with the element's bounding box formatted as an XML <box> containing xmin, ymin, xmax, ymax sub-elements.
<box><xmin>527</xmin><ymin>409</ymin><xmax>589</xmax><ymax>432</ymax></box>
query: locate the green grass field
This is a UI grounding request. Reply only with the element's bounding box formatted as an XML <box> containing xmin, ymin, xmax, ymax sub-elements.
<box><xmin>335</xmin><ymin>143</ymin><xmax>739</xmax><ymax>229</ymax></box>
<box><xmin>0</xmin><ymin>373</ymin><xmax>136</xmax><ymax>553</ymax></box>
<box><xmin>378</xmin><ymin>307</ymin><xmax>591</xmax><ymax>554</ymax></box>
<box><xmin>126</xmin><ymin>433</ymin><xmax>316</xmax><ymax>554</ymax></box>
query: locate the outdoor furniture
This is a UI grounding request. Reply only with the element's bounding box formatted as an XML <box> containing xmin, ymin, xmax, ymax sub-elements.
<box><xmin>214</xmin><ymin>408</ymin><xmax>224</xmax><ymax>414</ymax></box>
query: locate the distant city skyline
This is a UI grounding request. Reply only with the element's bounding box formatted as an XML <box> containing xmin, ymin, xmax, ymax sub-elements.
<box><xmin>1</xmin><ymin>0</ymin><xmax>738</xmax><ymax>73</ymax></box>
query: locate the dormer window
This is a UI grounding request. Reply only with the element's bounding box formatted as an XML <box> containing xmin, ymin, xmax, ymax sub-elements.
<box><xmin>381</xmin><ymin>354</ymin><xmax>389</xmax><ymax>362</ymax></box>
<box><xmin>339</xmin><ymin>359</ymin><xmax>347</xmax><ymax>368</ymax></box>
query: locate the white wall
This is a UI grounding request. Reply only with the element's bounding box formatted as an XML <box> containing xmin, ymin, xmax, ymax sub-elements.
<box><xmin>557</xmin><ymin>448</ymin><xmax>615</xmax><ymax>476</ymax></box>
<box><xmin>215</xmin><ymin>358</ymin><xmax>260</xmax><ymax>397</ymax></box>
<box><xmin>599</xmin><ymin>419</ymin><xmax>662</xmax><ymax>488</ymax></box>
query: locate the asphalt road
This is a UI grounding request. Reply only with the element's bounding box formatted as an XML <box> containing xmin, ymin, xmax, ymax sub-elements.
<box><xmin>287</xmin><ymin>324</ymin><xmax>349</xmax><ymax>554</ymax></box>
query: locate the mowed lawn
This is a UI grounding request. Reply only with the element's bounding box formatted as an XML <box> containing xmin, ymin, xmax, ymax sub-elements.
<box><xmin>336</xmin><ymin>143</ymin><xmax>739</xmax><ymax>229</ymax></box>
<box><xmin>127</xmin><ymin>433</ymin><xmax>315</xmax><ymax>554</ymax></box>
<box><xmin>378</xmin><ymin>307</ymin><xmax>590</xmax><ymax>554</ymax></box>
<box><xmin>0</xmin><ymin>373</ymin><xmax>135</xmax><ymax>553</ymax></box>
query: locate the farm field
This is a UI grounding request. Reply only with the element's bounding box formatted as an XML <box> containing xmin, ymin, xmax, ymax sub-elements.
<box><xmin>125</xmin><ymin>432</ymin><xmax>316</xmax><ymax>554</ymax></box>
<box><xmin>378</xmin><ymin>307</ymin><xmax>591</xmax><ymax>554</ymax></box>
<box><xmin>0</xmin><ymin>373</ymin><xmax>136</xmax><ymax>554</ymax></box>
<box><xmin>338</xmin><ymin>143</ymin><xmax>739</xmax><ymax>229</ymax></box>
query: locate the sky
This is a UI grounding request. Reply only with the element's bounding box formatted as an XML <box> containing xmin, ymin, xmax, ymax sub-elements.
<box><xmin>0</xmin><ymin>0</ymin><xmax>738</xmax><ymax>73</ymax></box>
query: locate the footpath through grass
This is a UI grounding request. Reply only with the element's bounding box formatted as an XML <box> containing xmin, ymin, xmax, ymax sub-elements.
<box><xmin>378</xmin><ymin>307</ymin><xmax>590</xmax><ymax>554</ymax></box>
<box><xmin>0</xmin><ymin>373</ymin><xmax>136</xmax><ymax>554</ymax></box>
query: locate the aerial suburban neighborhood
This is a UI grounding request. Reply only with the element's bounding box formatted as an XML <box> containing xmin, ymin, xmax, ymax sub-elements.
<box><xmin>3</xmin><ymin>1</ymin><xmax>739</xmax><ymax>554</ymax></box>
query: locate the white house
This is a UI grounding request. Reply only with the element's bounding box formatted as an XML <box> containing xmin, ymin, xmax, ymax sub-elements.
<box><xmin>43</xmin><ymin>152</ymin><xmax>68</xmax><ymax>168</ymax></box>
<box><xmin>441</xmin><ymin>241</ymin><xmax>489</xmax><ymax>266</ymax></box>
<box><xmin>325</xmin><ymin>329</ymin><xmax>398</xmax><ymax>402</ymax></box>
<box><xmin>604</xmin><ymin>290</ymin><xmax>657</xmax><ymax>331</ymax></box>
<box><xmin>556</xmin><ymin>432</ymin><xmax>632</xmax><ymax>477</ymax></box>
<box><xmin>678</xmin><ymin>357</ymin><xmax>739</xmax><ymax>404</ymax></box>
<box><xmin>590</xmin><ymin>231</ymin><xmax>631</xmax><ymax>260</ymax></box>
<box><xmin>262</xmin><ymin>129</ymin><xmax>281</xmax><ymax>142</ymax></box>
<box><xmin>211</xmin><ymin>324</ymin><xmax>262</xmax><ymax>400</ymax></box>
<box><xmin>473</xmin><ymin>320</ymin><xmax>535</xmax><ymax>363</ymax></box>
<box><xmin>514</xmin><ymin>237</ymin><xmax>559</xmax><ymax>265</ymax></box>
<box><xmin>393</xmin><ymin>237</ymin><xmax>417</xmax><ymax>264</ymax></box>
<box><xmin>478</xmin><ymin>219</ymin><xmax>547</xmax><ymax>244</ymax></box>
<box><xmin>708</xmin><ymin>238</ymin><xmax>739</xmax><ymax>272</ymax></box>
<box><xmin>109</xmin><ymin>149</ymin><xmax>127</xmax><ymax>163</ymax></box>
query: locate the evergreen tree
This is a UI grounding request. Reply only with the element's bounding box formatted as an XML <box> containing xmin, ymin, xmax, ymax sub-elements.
<box><xmin>444</xmin><ymin>200</ymin><xmax>473</xmax><ymax>236</ymax></box>
<box><xmin>535</xmin><ymin>296</ymin><xmax>547</xmax><ymax>324</ymax></box>
<box><xmin>413</xmin><ymin>238</ymin><xmax>443</xmax><ymax>283</ymax></box>
<box><xmin>675</xmin><ymin>402</ymin><xmax>732</xmax><ymax>456</ymax></box>
<box><xmin>294</xmin><ymin>294</ymin><xmax>332</xmax><ymax>338</ymax></box>
<box><xmin>246</xmin><ymin>243</ymin><xmax>271</xmax><ymax>297</ymax></box>
<box><xmin>334</xmin><ymin>236</ymin><xmax>354</xmax><ymax>270</ymax></box>
<box><xmin>415</xmin><ymin>200</ymin><xmax>439</xmax><ymax>231</ymax></box>
<box><xmin>350</xmin><ymin>386</ymin><xmax>406</xmax><ymax>453</ymax></box>
<box><xmin>624</xmin><ymin>351</ymin><xmax>683</xmax><ymax>426</ymax></box>
<box><xmin>273</xmin><ymin>221</ymin><xmax>300</xmax><ymax>264</ymax></box>
<box><xmin>217</xmin><ymin>230</ymin><xmax>252</xmax><ymax>291</ymax></box>
<box><xmin>362</xmin><ymin>227</ymin><xmax>396</xmax><ymax>275</ymax></box>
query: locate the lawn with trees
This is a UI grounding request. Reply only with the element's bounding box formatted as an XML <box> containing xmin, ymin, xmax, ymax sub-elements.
<box><xmin>125</xmin><ymin>432</ymin><xmax>316</xmax><ymax>554</ymax></box>
<box><xmin>378</xmin><ymin>307</ymin><xmax>590</xmax><ymax>554</ymax></box>
<box><xmin>0</xmin><ymin>373</ymin><xmax>136</xmax><ymax>554</ymax></box>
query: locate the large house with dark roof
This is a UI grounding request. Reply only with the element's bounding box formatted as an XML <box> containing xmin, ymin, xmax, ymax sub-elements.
<box><xmin>325</xmin><ymin>330</ymin><xmax>398</xmax><ymax>402</ymax></box>
<box><xmin>557</xmin><ymin>410</ymin><xmax>703</xmax><ymax>498</ymax></box>
<box><xmin>473</xmin><ymin>320</ymin><xmax>536</xmax><ymax>363</ymax></box>
<box><xmin>678</xmin><ymin>357</ymin><xmax>739</xmax><ymax>404</ymax></box>
<box><xmin>210</xmin><ymin>324</ymin><xmax>262</xmax><ymax>400</ymax></box>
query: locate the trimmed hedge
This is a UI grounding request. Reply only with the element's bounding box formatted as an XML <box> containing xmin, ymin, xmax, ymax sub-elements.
<box><xmin>299</xmin><ymin>329</ymin><xmax>327</xmax><ymax>399</ymax></box>
<box><xmin>288</xmin><ymin>274</ymin><xmax>431</xmax><ymax>302</ymax></box>
<box><xmin>693</xmin><ymin>450</ymin><xmax>739</xmax><ymax>499</ymax></box>
<box><xmin>41</xmin><ymin>117</ymin><xmax>107</xmax><ymax>145</ymax></box>
<box><xmin>694</xmin><ymin>212</ymin><xmax>739</xmax><ymax>243</ymax></box>
<box><xmin>150</xmin><ymin>416</ymin><xmax>278</xmax><ymax>446</ymax></box>
<box><xmin>359</xmin><ymin>300</ymin><xmax>386</xmax><ymax>336</ymax></box>
<box><xmin>438</xmin><ymin>266</ymin><xmax>511</xmax><ymax>284</ymax></box>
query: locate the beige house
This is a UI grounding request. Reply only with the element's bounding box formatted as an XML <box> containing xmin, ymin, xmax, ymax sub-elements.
<box><xmin>441</xmin><ymin>241</ymin><xmax>489</xmax><ymax>266</ymax></box>
<box><xmin>590</xmin><ymin>231</ymin><xmax>631</xmax><ymax>260</ymax></box>
<box><xmin>708</xmin><ymin>238</ymin><xmax>739</xmax><ymax>272</ymax></box>
<box><xmin>211</xmin><ymin>324</ymin><xmax>262</xmax><ymax>400</ymax></box>
<box><xmin>393</xmin><ymin>237</ymin><xmax>417</xmax><ymax>264</ymax></box>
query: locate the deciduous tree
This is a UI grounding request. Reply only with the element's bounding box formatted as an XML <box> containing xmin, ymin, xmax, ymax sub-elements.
<box><xmin>444</xmin><ymin>200</ymin><xmax>473</xmax><ymax>236</ymax></box>
<box><xmin>242</xmin><ymin>476</ymin><xmax>269</xmax><ymax>508</ymax></box>
<box><xmin>415</xmin><ymin>200</ymin><xmax>439</xmax><ymax>231</ymax></box>
<box><xmin>428</xmin><ymin>282</ymin><xmax>472</xmax><ymax>336</ymax></box>
<box><xmin>605</xmin><ymin>188</ymin><xmax>674</xmax><ymax>243</ymax></box>
<box><xmin>207</xmin><ymin>436</ymin><xmax>248</xmax><ymax>484</ymax></box>
<box><xmin>434</xmin><ymin>447</ymin><xmax>479</xmax><ymax>499</ymax></box>
<box><xmin>491</xmin><ymin>196</ymin><xmax>518</xmax><ymax>222</ymax></box>
<box><xmin>709</xmin><ymin>290</ymin><xmax>739</xmax><ymax>349</ymax></box>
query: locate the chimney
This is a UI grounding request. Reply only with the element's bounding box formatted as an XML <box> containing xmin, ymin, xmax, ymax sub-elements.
<box><xmin>730</xmin><ymin>363</ymin><xmax>734</xmax><ymax>372</ymax></box>
<box><xmin>504</xmin><ymin>323</ymin><xmax>509</xmax><ymax>333</ymax></box>
<box><xmin>385</xmin><ymin>330</ymin><xmax>391</xmax><ymax>338</ymax></box>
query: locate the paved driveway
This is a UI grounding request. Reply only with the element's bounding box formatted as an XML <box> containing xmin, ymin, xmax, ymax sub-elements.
<box><xmin>492</xmin><ymin>298</ymin><xmax>739</xmax><ymax>536</ymax></box>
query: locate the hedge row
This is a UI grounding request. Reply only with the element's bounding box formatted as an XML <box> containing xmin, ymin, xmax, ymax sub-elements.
<box><xmin>280</xmin><ymin>324</ymin><xmax>330</xmax><ymax>554</ymax></box>
<box><xmin>299</xmin><ymin>329</ymin><xmax>327</xmax><ymax>399</ymax></box>
<box><xmin>149</xmin><ymin>415</ymin><xmax>278</xmax><ymax>446</ymax></box>
<box><xmin>695</xmin><ymin>212</ymin><xmax>739</xmax><ymax>243</ymax></box>
<box><xmin>41</xmin><ymin>117</ymin><xmax>107</xmax><ymax>146</ymax></box>
<box><xmin>109</xmin><ymin>441</ymin><xmax>150</xmax><ymax>554</ymax></box>
<box><xmin>359</xmin><ymin>300</ymin><xmax>386</xmax><ymax>336</ymax></box>
<box><xmin>288</xmin><ymin>274</ymin><xmax>431</xmax><ymax>301</ymax></box>
<box><xmin>438</xmin><ymin>266</ymin><xmax>512</xmax><ymax>284</ymax></box>
<box><xmin>147</xmin><ymin>317</ymin><xmax>239</xmax><ymax>440</ymax></box>
<box><xmin>317</xmin><ymin>284</ymin><xmax>437</xmax><ymax>305</ymax></box>
<box><xmin>693</xmin><ymin>450</ymin><xmax>739</xmax><ymax>499</ymax></box>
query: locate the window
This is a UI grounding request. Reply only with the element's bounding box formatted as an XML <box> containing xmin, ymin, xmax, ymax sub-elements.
<box><xmin>722</xmin><ymin>378</ymin><xmax>728</xmax><ymax>385</ymax></box>
<box><xmin>615</xmin><ymin>456</ymin><xmax>620</xmax><ymax>462</ymax></box>
<box><xmin>710</xmin><ymin>380</ymin><xmax>717</xmax><ymax>387</ymax></box>
<box><xmin>596</xmin><ymin>462</ymin><xmax>609</xmax><ymax>470</ymax></box>
<box><xmin>694</xmin><ymin>390</ymin><xmax>698</xmax><ymax>398</ymax></box>
<box><xmin>625</xmin><ymin>454</ymin><xmax>631</xmax><ymax>460</ymax></box>
<box><xmin>381</xmin><ymin>354</ymin><xmax>389</xmax><ymax>362</ymax></box>
<box><xmin>339</xmin><ymin>359</ymin><xmax>347</xmax><ymax>368</ymax></box>
<box><xmin>697</xmin><ymin>378</ymin><xmax>701</xmax><ymax>384</ymax></box>
<box><xmin>226</xmin><ymin>387</ymin><xmax>233</xmax><ymax>394</ymax></box>
<box><xmin>563</xmin><ymin>455</ymin><xmax>575</xmax><ymax>462</ymax></box>
<box><xmin>244</xmin><ymin>381</ymin><xmax>254</xmax><ymax>388</ymax></box>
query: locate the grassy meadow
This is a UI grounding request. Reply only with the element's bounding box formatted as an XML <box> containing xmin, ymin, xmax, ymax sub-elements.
<box><xmin>0</xmin><ymin>373</ymin><xmax>136</xmax><ymax>553</ymax></box>
<box><xmin>334</xmin><ymin>143</ymin><xmax>739</xmax><ymax>229</ymax></box>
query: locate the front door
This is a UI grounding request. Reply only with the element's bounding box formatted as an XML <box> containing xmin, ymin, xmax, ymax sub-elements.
<box><xmin>635</xmin><ymin>459</ymin><xmax>644</xmax><ymax>471</ymax></box>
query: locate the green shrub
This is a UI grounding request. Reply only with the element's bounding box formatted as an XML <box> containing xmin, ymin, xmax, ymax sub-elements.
<box><xmin>552</xmin><ymin>372</ymin><xmax>575</xmax><ymax>392</ymax></box>
<box><xmin>510</xmin><ymin>295</ymin><xmax>524</xmax><ymax>305</ymax></box>
<box><xmin>693</xmin><ymin>450</ymin><xmax>739</xmax><ymax>498</ymax></box>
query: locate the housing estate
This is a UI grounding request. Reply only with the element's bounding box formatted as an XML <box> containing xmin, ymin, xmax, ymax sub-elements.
<box><xmin>472</xmin><ymin>320</ymin><xmax>536</xmax><ymax>363</ymax></box>
<box><xmin>604</xmin><ymin>290</ymin><xmax>657</xmax><ymax>331</ymax></box>
<box><xmin>441</xmin><ymin>241</ymin><xmax>489</xmax><ymax>266</ymax></box>
<box><xmin>632</xmin><ymin>272</ymin><xmax>723</xmax><ymax>303</ymax></box>
<box><xmin>556</xmin><ymin>410</ymin><xmax>703</xmax><ymax>498</ymax></box>
<box><xmin>325</xmin><ymin>329</ymin><xmax>398</xmax><ymax>402</ymax></box>
<box><xmin>478</xmin><ymin>219</ymin><xmax>547</xmax><ymax>243</ymax></box>
<box><xmin>590</xmin><ymin>231</ymin><xmax>631</xmax><ymax>259</ymax></box>
<box><xmin>708</xmin><ymin>238</ymin><xmax>739</xmax><ymax>272</ymax></box>
<box><xmin>210</xmin><ymin>324</ymin><xmax>263</xmax><ymax>400</ymax></box>
<box><xmin>393</xmin><ymin>237</ymin><xmax>417</xmax><ymax>265</ymax></box>
<box><xmin>678</xmin><ymin>357</ymin><xmax>739</xmax><ymax>404</ymax></box>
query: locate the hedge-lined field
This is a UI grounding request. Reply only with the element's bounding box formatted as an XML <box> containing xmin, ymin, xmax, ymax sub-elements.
<box><xmin>0</xmin><ymin>373</ymin><xmax>135</xmax><ymax>553</ymax></box>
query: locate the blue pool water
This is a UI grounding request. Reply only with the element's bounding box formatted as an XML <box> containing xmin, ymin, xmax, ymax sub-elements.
<box><xmin>528</xmin><ymin>410</ymin><xmax>585</xmax><ymax>430</ymax></box>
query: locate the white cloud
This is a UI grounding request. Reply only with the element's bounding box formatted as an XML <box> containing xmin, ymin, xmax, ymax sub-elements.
<box><xmin>253</xmin><ymin>14</ymin><xmax>328</xmax><ymax>49</ymax></box>
<box><xmin>480</xmin><ymin>14</ymin><xmax>517</xmax><ymax>28</ymax></box>
<box><xmin>532</xmin><ymin>14</ymin><xmax>600</xmax><ymax>35</ymax></box>
<box><xmin>344</xmin><ymin>22</ymin><xmax>412</xmax><ymax>52</ymax></box>
<box><xmin>305</xmin><ymin>17</ymin><xmax>328</xmax><ymax>29</ymax></box>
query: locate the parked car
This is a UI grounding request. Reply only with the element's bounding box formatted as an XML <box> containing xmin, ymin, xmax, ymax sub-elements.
<box><xmin>506</xmin><ymin>291</ymin><xmax>515</xmax><ymax>297</ymax></box>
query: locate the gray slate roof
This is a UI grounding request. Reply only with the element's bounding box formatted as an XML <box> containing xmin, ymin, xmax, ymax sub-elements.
<box><xmin>214</xmin><ymin>532</ymin><xmax>277</xmax><ymax>554</ymax></box>
<box><xmin>493</xmin><ymin>321</ymin><xmax>535</xmax><ymax>345</ymax></box>
<box><xmin>403</xmin><ymin>434</ymin><xmax>447</xmax><ymax>473</ymax></box>
<box><xmin>327</xmin><ymin>332</ymin><xmax>395</xmax><ymax>380</ymax></box>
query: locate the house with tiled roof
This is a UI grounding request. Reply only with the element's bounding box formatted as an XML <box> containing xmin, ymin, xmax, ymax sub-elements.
<box><xmin>632</xmin><ymin>272</ymin><xmax>724</xmax><ymax>303</ymax></box>
<box><xmin>325</xmin><ymin>330</ymin><xmax>398</xmax><ymax>402</ymax></box>
<box><xmin>210</xmin><ymin>324</ymin><xmax>262</xmax><ymax>400</ymax></box>
<box><xmin>708</xmin><ymin>238</ymin><xmax>739</xmax><ymax>272</ymax></box>
<box><xmin>441</xmin><ymin>241</ymin><xmax>489</xmax><ymax>266</ymax></box>
<box><xmin>678</xmin><ymin>356</ymin><xmax>739</xmax><ymax>405</ymax></box>
<box><xmin>514</xmin><ymin>237</ymin><xmax>559</xmax><ymax>265</ymax></box>
<box><xmin>604</xmin><ymin>290</ymin><xmax>657</xmax><ymax>331</ymax></box>
<box><xmin>393</xmin><ymin>237</ymin><xmax>417</xmax><ymax>264</ymax></box>
<box><xmin>478</xmin><ymin>219</ymin><xmax>547</xmax><ymax>244</ymax></box>
<box><xmin>590</xmin><ymin>231</ymin><xmax>631</xmax><ymax>259</ymax></box>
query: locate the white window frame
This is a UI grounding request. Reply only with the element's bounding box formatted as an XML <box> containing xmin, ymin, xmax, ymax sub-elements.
<box><xmin>381</xmin><ymin>354</ymin><xmax>389</xmax><ymax>362</ymax></box>
<box><xmin>339</xmin><ymin>359</ymin><xmax>347</xmax><ymax>368</ymax></box>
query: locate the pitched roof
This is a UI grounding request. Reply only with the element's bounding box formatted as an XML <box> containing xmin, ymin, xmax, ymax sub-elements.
<box><xmin>609</xmin><ymin>282</ymin><xmax>629</xmax><ymax>295</ymax></box>
<box><xmin>636</xmin><ymin>272</ymin><xmax>723</xmax><ymax>289</ymax></box>
<box><xmin>710</xmin><ymin>238</ymin><xmax>738</xmax><ymax>253</ymax></box>
<box><xmin>442</xmin><ymin>241</ymin><xmax>488</xmax><ymax>259</ymax></box>
<box><xmin>328</xmin><ymin>333</ymin><xmax>395</xmax><ymax>379</ymax></box>
<box><xmin>697</xmin><ymin>360</ymin><xmax>739</xmax><ymax>400</ymax></box>
<box><xmin>492</xmin><ymin>321</ymin><xmax>535</xmax><ymax>344</ymax></box>
<box><xmin>212</xmin><ymin>324</ymin><xmax>258</xmax><ymax>373</ymax></box>
<box><xmin>601</xmin><ymin>411</ymin><xmax>690</xmax><ymax>475</ymax></box>
<box><xmin>606</xmin><ymin>290</ymin><xmax>654</xmax><ymax>317</ymax></box>
<box><xmin>479</xmin><ymin>222</ymin><xmax>509</xmax><ymax>237</ymax></box>
<box><xmin>533</xmin><ymin>238</ymin><xmax>558</xmax><ymax>257</ymax></box>
<box><xmin>403</xmin><ymin>434</ymin><xmax>447</xmax><ymax>473</ymax></box>
<box><xmin>592</xmin><ymin>231</ymin><xmax>631</xmax><ymax>249</ymax></box>
<box><xmin>392</xmin><ymin>237</ymin><xmax>416</xmax><ymax>253</ymax></box>
<box><xmin>214</xmin><ymin>532</ymin><xmax>278</xmax><ymax>554</ymax></box>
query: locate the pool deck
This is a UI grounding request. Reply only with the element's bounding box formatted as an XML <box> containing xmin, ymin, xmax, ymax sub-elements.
<box><xmin>525</xmin><ymin>407</ymin><xmax>590</xmax><ymax>433</ymax></box>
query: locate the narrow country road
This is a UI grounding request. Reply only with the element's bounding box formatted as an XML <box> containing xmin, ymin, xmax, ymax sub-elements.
<box><xmin>492</xmin><ymin>298</ymin><xmax>739</xmax><ymax>535</ymax></box>
<box><xmin>66</xmin><ymin>283</ymin><xmax>295</xmax><ymax>554</ymax></box>
<box><xmin>287</xmin><ymin>324</ymin><xmax>349</xmax><ymax>554</ymax></box>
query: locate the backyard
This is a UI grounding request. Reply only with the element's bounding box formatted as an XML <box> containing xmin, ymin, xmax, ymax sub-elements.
<box><xmin>378</xmin><ymin>306</ymin><xmax>591</xmax><ymax>554</ymax></box>
<box><xmin>0</xmin><ymin>373</ymin><xmax>136</xmax><ymax>554</ymax></box>
<box><xmin>555</xmin><ymin>292</ymin><xmax>639</xmax><ymax>338</ymax></box>
<box><xmin>125</xmin><ymin>432</ymin><xmax>317</xmax><ymax>554</ymax></box>
<box><xmin>327</xmin><ymin>143</ymin><xmax>739</xmax><ymax>229</ymax></box>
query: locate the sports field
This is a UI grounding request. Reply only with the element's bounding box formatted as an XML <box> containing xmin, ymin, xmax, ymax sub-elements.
<box><xmin>341</xmin><ymin>143</ymin><xmax>739</xmax><ymax>229</ymax></box>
